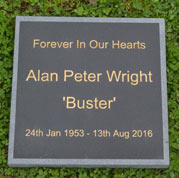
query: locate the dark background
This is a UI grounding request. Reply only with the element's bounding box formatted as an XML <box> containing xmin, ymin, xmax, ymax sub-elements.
<box><xmin>14</xmin><ymin>22</ymin><xmax>163</xmax><ymax>159</ymax></box>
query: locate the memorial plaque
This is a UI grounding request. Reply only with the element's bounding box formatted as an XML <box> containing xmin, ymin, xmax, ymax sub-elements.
<box><xmin>8</xmin><ymin>17</ymin><xmax>169</xmax><ymax>168</ymax></box>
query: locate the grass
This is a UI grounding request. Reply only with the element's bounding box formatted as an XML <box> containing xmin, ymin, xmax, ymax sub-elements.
<box><xmin>0</xmin><ymin>0</ymin><xmax>178</xmax><ymax>177</ymax></box>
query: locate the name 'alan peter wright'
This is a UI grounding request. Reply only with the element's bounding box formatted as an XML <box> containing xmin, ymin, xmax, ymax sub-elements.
<box><xmin>25</xmin><ymin>69</ymin><xmax>153</xmax><ymax>86</ymax></box>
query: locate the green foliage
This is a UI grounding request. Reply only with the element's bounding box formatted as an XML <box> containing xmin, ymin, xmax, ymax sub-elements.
<box><xmin>0</xmin><ymin>0</ymin><xmax>179</xmax><ymax>177</ymax></box>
